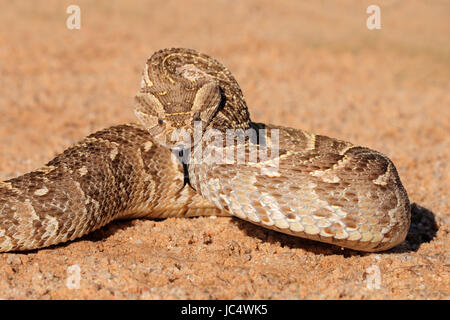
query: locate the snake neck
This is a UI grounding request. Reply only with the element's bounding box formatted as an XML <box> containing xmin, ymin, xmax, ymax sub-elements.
<box><xmin>206</xmin><ymin>99</ymin><xmax>251</xmax><ymax>133</ymax></box>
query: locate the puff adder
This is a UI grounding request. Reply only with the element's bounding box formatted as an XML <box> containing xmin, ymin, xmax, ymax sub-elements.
<box><xmin>0</xmin><ymin>48</ymin><xmax>410</xmax><ymax>252</ymax></box>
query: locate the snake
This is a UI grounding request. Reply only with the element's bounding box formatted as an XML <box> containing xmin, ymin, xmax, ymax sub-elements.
<box><xmin>0</xmin><ymin>48</ymin><xmax>410</xmax><ymax>253</ymax></box>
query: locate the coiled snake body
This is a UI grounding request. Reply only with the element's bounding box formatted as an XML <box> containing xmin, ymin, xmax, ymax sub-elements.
<box><xmin>0</xmin><ymin>48</ymin><xmax>410</xmax><ymax>252</ymax></box>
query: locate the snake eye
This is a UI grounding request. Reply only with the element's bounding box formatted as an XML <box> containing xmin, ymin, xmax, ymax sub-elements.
<box><xmin>158</xmin><ymin>119</ymin><xmax>164</xmax><ymax>126</ymax></box>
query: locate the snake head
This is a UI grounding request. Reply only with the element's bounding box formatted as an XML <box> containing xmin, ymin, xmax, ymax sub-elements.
<box><xmin>134</xmin><ymin>72</ymin><xmax>222</xmax><ymax>150</ymax></box>
<box><xmin>134</xmin><ymin>48</ymin><xmax>250</xmax><ymax>151</ymax></box>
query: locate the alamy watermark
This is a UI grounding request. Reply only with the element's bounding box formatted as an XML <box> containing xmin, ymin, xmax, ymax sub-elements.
<box><xmin>66</xmin><ymin>5</ymin><xmax>81</xmax><ymax>30</ymax></box>
<box><xmin>137</xmin><ymin>119</ymin><xmax>281</xmax><ymax>173</ymax></box>
<box><xmin>65</xmin><ymin>264</ymin><xmax>81</xmax><ymax>289</ymax></box>
<box><xmin>365</xmin><ymin>264</ymin><xmax>381</xmax><ymax>290</ymax></box>
<box><xmin>366</xmin><ymin>5</ymin><xmax>381</xmax><ymax>30</ymax></box>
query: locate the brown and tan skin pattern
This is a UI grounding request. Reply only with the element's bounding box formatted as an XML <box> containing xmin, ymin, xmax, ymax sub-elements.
<box><xmin>0</xmin><ymin>124</ymin><xmax>222</xmax><ymax>252</ymax></box>
<box><xmin>189</xmin><ymin>125</ymin><xmax>410</xmax><ymax>251</ymax></box>
<box><xmin>0</xmin><ymin>48</ymin><xmax>410</xmax><ymax>252</ymax></box>
<box><xmin>135</xmin><ymin>48</ymin><xmax>410</xmax><ymax>252</ymax></box>
<box><xmin>135</xmin><ymin>48</ymin><xmax>251</xmax><ymax>149</ymax></box>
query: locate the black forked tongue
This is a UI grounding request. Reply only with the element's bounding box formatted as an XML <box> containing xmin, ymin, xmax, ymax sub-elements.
<box><xmin>172</xmin><ymin>145</ymin><xmax>193</xmax><ymax>190</ymax></box>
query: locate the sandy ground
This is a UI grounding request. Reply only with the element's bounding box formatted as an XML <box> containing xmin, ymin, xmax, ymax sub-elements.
<box><xmin>0</xmin><ymin>0</ymin><xmax>448</xmax><ymax>299</ymax></box>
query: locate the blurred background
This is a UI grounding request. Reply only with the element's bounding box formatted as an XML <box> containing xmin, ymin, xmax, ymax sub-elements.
<box><xmin>0</xmin><ymin>0</ymin><xmax>448</xmax><ymax>299</ymax></box>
